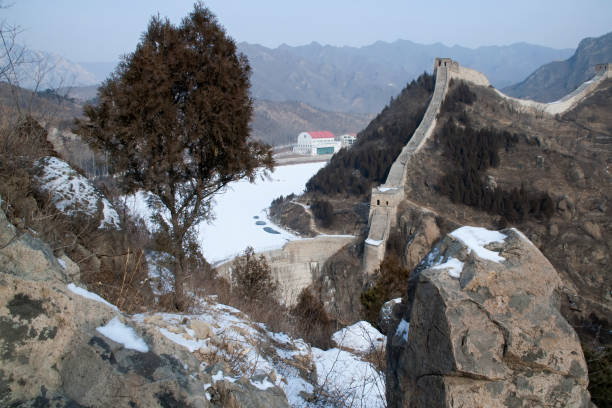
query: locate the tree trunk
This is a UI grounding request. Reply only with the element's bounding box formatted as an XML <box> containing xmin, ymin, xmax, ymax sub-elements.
<box><xmin>171</xmin><ymin>214</ymin><xmax>188</xmax><ymax>311</ymax></box>
<box><xmin>173</xmin><ymin>252</ymin><xmax>187</xmax><ymax>311</ymax></box>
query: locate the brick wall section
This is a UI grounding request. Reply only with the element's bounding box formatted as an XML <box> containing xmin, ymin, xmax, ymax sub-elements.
<box><xmin>215</xmin><ymin>235</ymin><xmax>355</xmax><ymax>305</ymax></box>
<box><xmin>362</xmin><ymin>58</ymin><xmax>451</xmax><ymax>275</ymax></box>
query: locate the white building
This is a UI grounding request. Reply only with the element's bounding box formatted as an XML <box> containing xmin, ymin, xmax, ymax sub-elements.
<box><xmin>292</xmin><ymin>131</ymin><xmax>342</xmax><ymax>156</ymax></box>
<box><xmin>339</xmin><ymin>133</ymin><xmax>357</xmax><ymax>147</ymax></box>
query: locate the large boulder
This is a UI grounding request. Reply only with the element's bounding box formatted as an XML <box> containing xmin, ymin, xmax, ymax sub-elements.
<box><xmin>0</xmin><ymin>207</ymin><xmax>289</xmax><ymax>408</ymax></box>
<box><xmin>386</xmin><ymin>226</ymin><xmax>594</xmax><ymax>407</ymax></box>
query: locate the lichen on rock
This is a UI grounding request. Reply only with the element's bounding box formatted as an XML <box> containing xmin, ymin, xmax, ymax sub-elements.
<box><xmin>386</xmin><ymin>226</ymin><xmax>594</xmax><ymax>407</ymax></box>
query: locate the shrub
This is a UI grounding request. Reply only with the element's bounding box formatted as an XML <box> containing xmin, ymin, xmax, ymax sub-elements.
<box><xmin>436</xmin><ymin>119</ymin><xmax>554</xmax><ymax>223</ymax></box>
<box><xmin>440</xmin><ymin>79</ymin><xmax>476</xmax><ymax>114</ymax></box>
<box><xmin>584</xmin><ymin>345</ymin><xmax>612</xmax><ymax>407</ymax></box>
<box><xmin>292</xmin><ymin>288</ymin><xmax>334</xmax><ymax>349</ymax></box>
<box><xmin>360</xmin><ymin>254</ymin><xmax>410</xmax><ymax>327</ymax></box>
<box><xmin>311</xmin><ymin>199</ymin><xmax>335</xmax><ymax>228</ymax></box>
<box><xmin>230</xmin><ymin>246</ymin><xmax>278</xmax><ymax>305</ymax></box>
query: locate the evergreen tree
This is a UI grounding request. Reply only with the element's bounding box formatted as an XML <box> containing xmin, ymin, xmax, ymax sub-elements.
<box><xmin>75</xmin><ymin>3</ymin><xmax>273</xmax><ymax>310</ymax></box>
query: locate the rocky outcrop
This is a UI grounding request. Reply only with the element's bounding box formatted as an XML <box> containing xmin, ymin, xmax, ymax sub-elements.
<box><xmin>386</xmin><ymin>226</ymin><xmax>594</xmax><ymax>407</ymax></box>
<box><xmin>0</xmin><ymin>207</ymin><xmax>290</xmax><ymax>408</ymax></box>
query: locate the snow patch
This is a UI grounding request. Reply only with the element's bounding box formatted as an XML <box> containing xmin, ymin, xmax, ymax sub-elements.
<box><xmin>332</xmin><ymin>321</ymin><xmax>385</xmax><ymax>353</ymax></box>
<box><xmin>250</xmin><ymin>378</ymin><xmax>275</xmax><ymax>390</ymax></box>
<box><xmin>67</xmin><ymin>283</ymin><xmax>119</xmax><ymax>311</ymax></box>
<box><xmin>312</xmin><ymin>347</ymin><xmax>385</xmax><ymax>408</ymax></box>
<box><xmin>432</xmin><ymin>257</ymin><xmax>464</xmax><ymax>278</ymax></box>
<box><xmin>57</xmin><ymin>258</ymin><xmax>67</xmax><ymax>269</ymax></box>
<box><xmin>365</xmin><ymin>238</ymin><xmax>383</xmax><ymax>246</ymax></box>
<box><xmin>212</xmin><ymin>370</ymin><xmax>236</xmax><ymax>383</ymax></box>
<box><xmin>158</xmin><ymin>327</ymin><xmax>206</xmax><ymax>353</ymax></box>
<box><xmin>395</xmin><ymin>319</ymin><xmax>410</xmax><ymax>341</ymax></box>
<box><xmin>377</xmin><ymin>186</ymin><xmax>396</xmax><ymax>192</ymax></box>
<box><xmin>34</xmin><ymin>157</ymin><xmax>120</xmax><ymax>229</ymax></box>
<box><xmin>450</xmin><ymin>226</ymin><xmax>507</xmax><ymax>262</ymax></box>
<box><xmin>96</xmin><ymin>317</ymin><xmax>149</xmax><ymax>352</ymax></box>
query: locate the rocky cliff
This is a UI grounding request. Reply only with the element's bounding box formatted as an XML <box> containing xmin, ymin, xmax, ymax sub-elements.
<box><xmin>0</xmin><ymin>206</ymin><xmax>290</xmax><ymax>407</ymax></box>
<box><xmin>386</xmin><ymin>226</ymin><xmax>594</xmax><ymax>407</ymax></box>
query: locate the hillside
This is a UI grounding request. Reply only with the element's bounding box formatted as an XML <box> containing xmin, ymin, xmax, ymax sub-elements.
<box><xmin>250</xmin><ymin>99</ymin><xmax>373</xmax><ymax>146</ymax></box>
<box><xmin>240</xmin><ymin>40</ymin><xmax>573</xmax><ymax>113</ymax></box>
<box><xmin>504</xmin><ymin>31</ymin><xmax>612</xmax><ymax>101</ymax></box>
<box><xmin>395</xmin><ymin>77</ymin><xmax>612</xmax><ymax>346</ymax></box>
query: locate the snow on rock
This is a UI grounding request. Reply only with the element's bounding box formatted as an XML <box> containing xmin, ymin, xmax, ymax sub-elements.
<box><xmin>365</xmin><ymin>238</ymin><xmax>383</xmax><ymax>246</ymax></box>
<box><xmin>129</xmin><ymin>296</ymin><xmax>387</xmax><ymax>408</ymax></box>
<box><xmin>96</xmin><ymin>317</ymin><xmax>149</xmax><ymax>352</ymax></box>
<box><xmin>34</xmin><ymin>156</ymin><xmax>120</xmax><ymax>229</ymax></box>
<box><xmin>332</xmin><ymin>321</ymin><xmax>385</xmax><ymax>353</ymax></box>
<box><xmin>145</xmin><ymin>251</ymin><xmax>174</xmax><ymax>297</ymax></box>
<box><xmin>250</xmin><ymin>377</ymin><xmax>276</xmax><ymax>390</ymax></box>
<box><xmin>449</xmin><ymin>226</ymin><xmax>507</xmax><ymax>262</ymax></box>
<box><xmin>395</xmin><ymin>319</ymin><xmax>410</xmax><ymax>342</ymax></box>
<box><xmin>312</xmin><ymin>347</ymin><xmax>386</xmax><ymax>408</ymax></box>
<box><xmin>67</xmin><ymin>283</ymin><xmax>119</xmax><ymax>312</ymax></box>
<box><xmin>432</xmin><ymin>257</ymin><xmax>464</xmax><ymax>278</ymax></box>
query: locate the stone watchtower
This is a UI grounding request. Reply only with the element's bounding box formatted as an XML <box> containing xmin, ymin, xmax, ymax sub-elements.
<box><xmin>434</xmin><ymin>58</ymin><xmax>459</xmax><ymax>74</ymax></box>
<box><xmin>594</xmin><ymin>63</ymin><xmax>612</xmax><ymax>78</ymax></box>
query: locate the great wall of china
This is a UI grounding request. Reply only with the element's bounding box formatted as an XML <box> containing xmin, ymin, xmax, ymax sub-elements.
<box><xmin>214</xmin><ymin>58</ymin><xmax>611</xmax><ymax>300</ymax></box>
<box><xmin>215</xmin><ymin>234</ymin><xmax>355</xmax><ymax>304</ymax></box>
<box><xmin>361</xmin><ymin>59</ymin><xmax>612</xmax><ymax>275</ymax></box>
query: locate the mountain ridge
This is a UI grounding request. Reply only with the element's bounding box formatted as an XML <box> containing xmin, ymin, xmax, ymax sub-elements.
<box><xmin>503</xmin><ymin>31</ymin><xmax>612</xmax><ymax>101</ymax></box>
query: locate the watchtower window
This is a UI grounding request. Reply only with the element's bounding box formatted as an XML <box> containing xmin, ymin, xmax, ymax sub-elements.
<box><xmin>386</xmin><ymin>201</ymin><xmax>389</xmax><ymax>205</ymax></box>
<box><xmin>377</xmin><ymin>199</ymin><xmax>380</xmax><ymax>205</ymax></box>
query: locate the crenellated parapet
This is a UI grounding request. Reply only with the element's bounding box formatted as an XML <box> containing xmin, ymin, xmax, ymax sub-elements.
<box><xmin>361</xmin><ymin>58</ymin><xmax>610</xmax><ymax>276</ymax></box>
<box><xmin>362</xmin><ymin>58</ymin><xmax>452</xmax><ymax>275</ymax></box>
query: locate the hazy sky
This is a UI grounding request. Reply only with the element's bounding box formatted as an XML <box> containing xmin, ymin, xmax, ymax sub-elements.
<box><xmin>3</xmin><ymin>0</ymin><xmax>611</xmax><ymax>62</ymax></box>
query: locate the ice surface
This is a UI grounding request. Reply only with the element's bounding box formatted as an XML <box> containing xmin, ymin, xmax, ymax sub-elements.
<box><xmin>332</xmin><ymin>321</ymin><xmax>385</xmax><ymax>353</ymax></box>
<box><xmin>432</xmin><ymin>257</ymin><xmax>464</xmax><ymax>278</ymax></box>
<box><xmin>96</xmin><ymin>317</ymin><xmax>149</xmax><ymax>352</ymax></box>
<box><xmin>67</xmin><ymin>283</ymin><xmax>119</xmax><ymax>311</ymax></box>
<box><xmin>124</xmin><ymin>162</ymin><xmax>325</xmax><ymax>263</ymax></box>
<box><xmin>395</xmin><ymin>319</ymin><xmax>410</xmax><ymax>341</ymax></box>
<box><xmin>450</xmin><ymin>226</ymin><xmax>507</xmax><ymax>262</ymax></box>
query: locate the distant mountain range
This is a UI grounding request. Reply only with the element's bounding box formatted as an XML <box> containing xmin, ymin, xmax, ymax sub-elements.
<box><xmin>238</xmin><ymin>40</ymin><xmax>573</xmax><ymax>113</ymax></box>
<box><xmin>19</xmin><ymin>39</ymin><xmax>573</xmax><ymax>114</ymax></box>
<box><xmin>0</xmin><ymin>46</ymin><xmax>98</xmax><ymax>89</ymax></box>
<box><xmin>503</xmin><ymin>31</ymin><xmax>612</xmax><ymax>102</ymax></box>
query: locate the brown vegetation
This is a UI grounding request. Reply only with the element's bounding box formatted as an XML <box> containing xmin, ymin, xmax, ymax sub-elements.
<box><xmin>74</xmin><ymin>4</ymin><xmax>273</xmax><ymax>310</ymax></box>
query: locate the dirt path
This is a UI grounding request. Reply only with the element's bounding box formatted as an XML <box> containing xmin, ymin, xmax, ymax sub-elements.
<box><xmin>290</xmin><ymin>200</ymin><xmax>322</xmax><ymax>235</ymax></box>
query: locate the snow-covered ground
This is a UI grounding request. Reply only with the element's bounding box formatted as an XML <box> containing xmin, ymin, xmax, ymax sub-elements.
<box><xmin>124</xmin><ymin>162</ymin><xmax>326</xmax><ymax>263</ymax></box>
<box><xmin>34</xmin><ymin>156</ymin><xmax>120</xmax><ymax>229</ymax></box>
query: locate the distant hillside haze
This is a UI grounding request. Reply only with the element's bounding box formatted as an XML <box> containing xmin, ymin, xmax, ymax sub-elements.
<box><xmin>503</xmin><ymin>31</ymin><xmax>612</xmax><ymax>102</ymax></box>
<box><xmin>239</xmin><ymin>40</ymin><xmax>573</xmax><ymax>113</ymax></box>
<box><xmin>40</xmin><ymin>39</ymin><xmax>572</xmax><ymax>114</ymax></box>
<box><xmin>0</xmin><ymin>46</ymin><xmax>98</xmax><ymax>89</ymax></box>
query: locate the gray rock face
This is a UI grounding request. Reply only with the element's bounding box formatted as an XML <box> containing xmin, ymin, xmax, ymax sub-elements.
<box><xmin>0</xmin><ymin>207</ymin><xmax>289</xmax><ymax>408</ymax></box>
<box><xmin>386</xmin><ymin>227</ymin><xmax>594</xmax><ymax>408</ymax></box>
